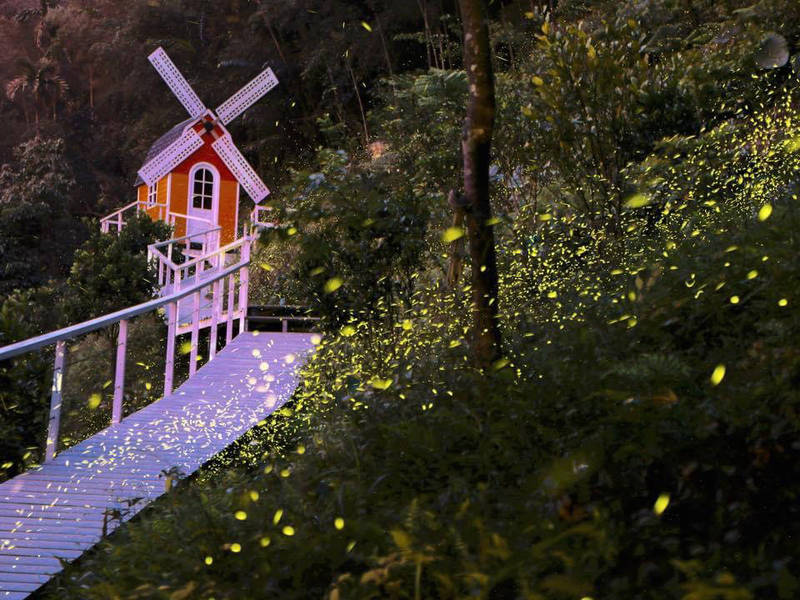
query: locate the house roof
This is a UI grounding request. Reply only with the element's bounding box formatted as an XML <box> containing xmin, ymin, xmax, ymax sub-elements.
<box><xmin>134</xmin><ymin>117</ymin><xmax>195</xmax><ymax>186</ymax></box>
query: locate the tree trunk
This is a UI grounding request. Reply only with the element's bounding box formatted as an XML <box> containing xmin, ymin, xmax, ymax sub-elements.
<box><xmin>368</xmin><ymin>0</ymin><xmax>394</xmax><ymax>78</ymax></box>
<box><xmin>89</xmin><ymin>67</ymin><xmax>95</xmax><ymax>109</ymax></box>
<box><xmin>262</xmin><ymin>13</ymin><xmax>287</xmax><ymax>63</ymax></box>
<box><xmin>447</xmin><ymin>190</ymin><xmax>467</xmax><ymax>289</ymax></box>
<box><xmin>325</xmin><ymin>65</ymin><xmax>345</xmax><ymax>124</ymax></box>
<box><xmin>346</xmin><ymin>57</ymin><xmax>370</xmax><ymax>145</ymax></box>
<box><xmin>416</xmin><ymin>0</ymin><xmax>437</xmax><ymax>69</ymax></box>
<box><xmin>458</xmin><ymin>0</ymin><xmax>501</xmax><ymax>367</ymax></box>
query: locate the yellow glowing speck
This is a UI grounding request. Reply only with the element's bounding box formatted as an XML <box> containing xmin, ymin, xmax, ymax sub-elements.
<box><xmin>249</xmin><ymin>491</ymin><xmax>259</xmax><ymax>501</ymax></box>
<box><xmin>492</xmin><ymin>358</ymin><xmax>510</xmax><ymax>371</ymax></box>
<box><xmin>324</xmin><ymin>277</ymin><xmax>343</xmax><ymax>293</ymax></box>
<box><xmin>654</xmin><ymin>493</ymin><xmax>670</xmax><ymax>515</ymax></box>
<box><xmin>710</xmin><ymin>364</ymin><xmax>726</xmax><ymax>386</ymax></box>
<box><xmin>334</xmin><ymin>517</ymin><xmax>345</xmax><ymax>530</ymax></box>
<box><xmin>346</xmin><ymin>541</ymin><xmax>356</xmax><ymax>552</ymax></box>
<box><xmin>260</xmin><ymin>536</ymin><xmax>271</xmax><ymax>547</ymax></box>
<box><xmin>230</xmin><ymin>543</ymin><xmax>241</xmax><ymax>553</ymax></box>
<box><xmin>779</xmin><ymin>298</ymin><xmax>788</xmax><ymax>307</ymax></box>
<box><xmin>296</xmin><ymin>445</ymin><xmax>306</xmax><ymax>455</ymax></box>
<box><xmin>730</xmin><ymin>296</ymin><xmax>740</xmax><ymax>304</ymax></box>
<box><xmin>282</xmin><ymin>526</ymin><xmax>295</xmax><ymax>536</ymax></box>
<box><xmin>273</xmin><ymin>509</ymin><xmax>283</xmax><ymax>524</ymax></box>
<box><xmin>369</xmin><ymin>377</ymin><xmax>392</xmax><ymax>390</ymax></box>
<box><xmin>204</xmin><ymin>556</ymin><xmax>213</xmax><ymax>565</ymax></box>
<box><xmin>624</xmin><ymin>192</ymin><xmax>651</xmax><ymax>209</ymax></box>
<box><xmin>235</xmin><ymin>511</ymin><xmax>247</xmax><ymax>521</ymax></box>
<box><xmin>88</xmin><ymin>393</ymin><xmax>102</xmax><ymax>410</ymax></box>
<box><xmin>311</xmin><ymin>334</ymin><xmax>322</xmax><ymax>345</ymax></box>
<box><xmin>747</xmin><ymin>270</ymin><xmax>758</xmax><ymax>280</ymax></box>
<box><xmin>758</xmin><ymin>204</ymin><xmax>773</xmax><ymax>221</ymax></box>
<box><xmin>442</xmin><ymin>227</ymin><xmax>465</xmax><ymax>243</ymax></box>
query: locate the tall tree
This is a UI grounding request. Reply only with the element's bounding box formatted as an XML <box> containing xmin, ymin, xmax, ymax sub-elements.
<box><xmin>5</xmin><ymin>57</ymin><xmax>68</xmax><ymax>131</ymax></box>
<box><xmin>458</xmin><ymin>0</ymin><xmax>501</xmax><ymax>367</ymax></box>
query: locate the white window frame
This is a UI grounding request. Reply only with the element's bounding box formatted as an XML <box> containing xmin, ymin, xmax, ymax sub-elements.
<box><xmin>190</xmin><ymin>167</ymin><xmax>215</xmax><ymax>211</ymax></box>
<box><xmin>147</xmin><ymin>181</ymin><xmax>159</xmax><ymax>207</ymax></box>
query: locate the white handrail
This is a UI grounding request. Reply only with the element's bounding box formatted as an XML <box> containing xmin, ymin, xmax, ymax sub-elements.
<box><xmin>0</xmin><ymin>239</ymin><xmax>253</xmax><ymax>462</ymax></box>
<box><xmin>101</xmin><ymin>201</ymin><xmax>168</xmax><ymax>233</ymax></box>
<box><xmin>250</xmin><ymin>205</ymin><xmax>276</xmax><ymax>228</ymax></box>
<box><xmin>100</xmin><ymin>200</ymin><xmax>141</xmax><ymax>220</ymax></box>
<box><xmin>167</xmin><ymin>211</ymin><xmax>213</xmax><ymax>225</ymax></box>
<box><xmin>149</xmin><ymin>226</ymin><xmax>222</xmax><ymax>251</ymax></box>
<box><xmin>0</xmin><ymin>257</ymin><xmax>248</xmax><ymax>361</ymax></box>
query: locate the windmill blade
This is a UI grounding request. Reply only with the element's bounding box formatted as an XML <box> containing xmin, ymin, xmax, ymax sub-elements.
<box><xmin>215</xmin><ymin>68</ymin><xmax>279</xmax><ymax>125</ymax></box>
<box><xmin>149</xmin><ymin>47</ymin><xmax>207</xmax><ymax>119</ymax></box>
<box><xmin>212</xmin><ymin>134</ymin><xmax>270</xmax><ymax>202</ymax></box>
<box><xmin>138</xmin><ymin>128</ymin><xmax>204</xmax><ymax>187</ymax></box>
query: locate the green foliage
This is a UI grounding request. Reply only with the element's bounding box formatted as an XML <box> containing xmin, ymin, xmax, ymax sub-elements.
<box><xmin>0</xmin><ymin>212</ymin><xmax>170</xmax><ymax>479</ymax></box>
<box><xmin>0</xmin><ymin>137</ymin><xmax>82</xmax><ymax>296</ymax></box>
<box><xmin>63</xmin><ymin>213</ymin><xmax>170</xmax><ymax>324</ymax></box>
<box><xmin>255</xmin><ymin>148</ymin><xmax>429</xmax><ymax>328</ymax></box>
<box><xmin>521</xmin><ymin>17</ymin><xmax>699</xmax><ymax>230</ymax></box>
<box><xmin>21</xmin><ymin>1</ymin><xmax>800</xmax><ymax>598</ymax></box>
<box><xmin>45</xmin><ymin>193</ymin><xmax>800</xmax><ymax>598</ymax></box>
<box><xmin>0</xmin><ymin>286</ymin><xmax>62</xmax><ymax>480</ymax></box>
<box><xmin>0</xmin><ymin>137</ymin><xmax>76</xmax><ymax>207</ymax></box>
<box><xmin>372</xmin><ymin>69</ymin><xmax>467</xmax><ymax>201</ymax></box>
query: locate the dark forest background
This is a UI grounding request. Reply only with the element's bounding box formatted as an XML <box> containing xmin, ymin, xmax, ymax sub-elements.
<box><xmin>2</xmin><ymin>1</ymin><xmax>800</xmax><ymax>598</ymax></box>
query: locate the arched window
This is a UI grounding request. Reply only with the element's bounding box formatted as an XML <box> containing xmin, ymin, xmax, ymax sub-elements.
<box><xmin>191</xmin><ymin>168</ymin><xmax>214</xmax><ymax>210</ymax></box>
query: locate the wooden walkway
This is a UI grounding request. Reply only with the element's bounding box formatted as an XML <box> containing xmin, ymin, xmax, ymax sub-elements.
<box><xmin>0</xmin><ymin>332</ymin><xmax>316</xmax><ymax>599</ymax></box>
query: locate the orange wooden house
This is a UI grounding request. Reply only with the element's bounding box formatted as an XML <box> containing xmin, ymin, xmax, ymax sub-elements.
<box><xmin>135</xmin><ymin>116</ymin><xmax>244</xmax><ymax>246</ymax></box>
<box><xmin>102</xmin><ymin>47</ymin><xmax>277</xmax><ymax>249</ymax></box>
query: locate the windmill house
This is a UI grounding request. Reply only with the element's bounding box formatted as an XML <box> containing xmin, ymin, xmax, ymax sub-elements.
<box><xmin>101</xmin><ymin>47</ymin><xmax>277</xmax><ymax>256</ymax></box>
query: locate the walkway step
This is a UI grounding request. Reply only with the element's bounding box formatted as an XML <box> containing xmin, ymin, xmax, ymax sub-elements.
<box><xmin>0</xmin><ymin>332</ymin><xmax>315</xmax><ymax>598</ymax></box>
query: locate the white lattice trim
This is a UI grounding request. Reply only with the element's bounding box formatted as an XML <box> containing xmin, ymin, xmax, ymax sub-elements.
<box><xmin>212</xmin><ymin>134</ymin><xmax>270</xmax><ymax>203</ymax></box>
<box><xmin>149</xmin><ymin>47</ymin><xmax>207</xmax><ymax>119</ymax></box>
<box><xmin>215</xmin><ymin>68</ymin><xmax>279</xmax><ymax>125</ymax></box>
<box><xmin>138</xmin><ymin>128</ymin><xmax>204</xmax><ymax>187</ymax></box>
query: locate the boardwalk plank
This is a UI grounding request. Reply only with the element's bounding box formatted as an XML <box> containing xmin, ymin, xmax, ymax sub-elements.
<box><xmin>0</xmin><ymin>333</ymin><xmax>314</xmax><ymax>598</ymax></box>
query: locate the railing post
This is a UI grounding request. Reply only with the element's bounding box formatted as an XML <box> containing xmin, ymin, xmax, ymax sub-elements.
<box><xmin>209</xmin><ymin>279</ymin><xmax>221</xmax><ymax>360</ymax></box>
<box><xmin>45</xmin><ymin>340</ymin><xmax>66</xmax><ymax>462</ymax></box>
<box><xmin>238</xmin><ymin>237</ymin><xmax>251</xmax><ymax>334</ymax></box>
<box><xmin>226</xmin><ymin>275</ymin><xmax>235</xmax><ymax>344</ymax></box>
<box><xmin>189</xmin><ymin>290</ymin><xmax>201</xmax><ymax>377</ymax></box>
<box><xmin>164</xmin><ymin>302</ymin><xmax>177</xmax><ymax>395</ymax></box>
<box><xmin>112</xmin><ymin>319</ymin><xmax>128</xmax><ymax>425</ymax></box>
